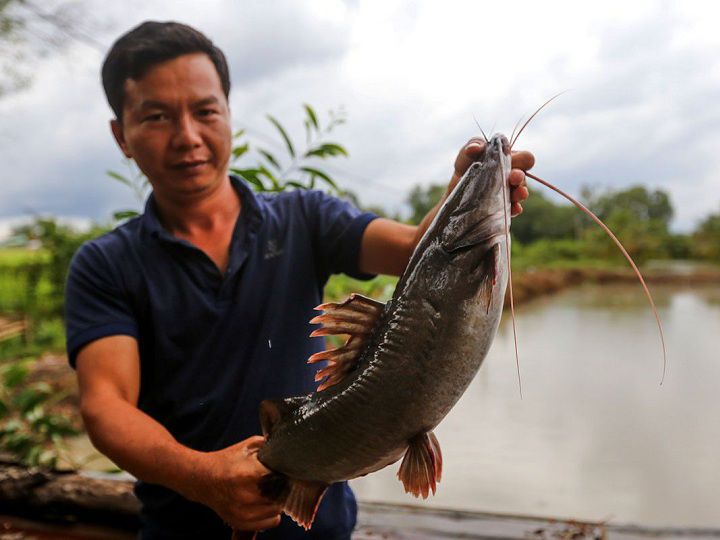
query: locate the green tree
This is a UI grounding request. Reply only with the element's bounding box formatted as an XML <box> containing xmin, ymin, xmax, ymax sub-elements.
<box><xmin>585</xmin><ymin>186</ymin><xmax>673</xmax><ymax>227</ymax></box>
<box><xmin>692</xmin><ymin>210</ymin><xmax>720</xmax><ymax>260</ymax></box>
<box><xmin>578</xmin><ymin>186</ymin><xmax>675</xmax><ymax>263</ymax></box>
<box><xmin>511</xmin><ymin>190</ymin><xmax>577</xmax><ymax>244</ymax></box>
<box><xmin>581</xmin><ymin>208</ymin><xmax>672</xmax><ymax>263</ymax></box>
<box><xmin>406</xmin><ymin>183</ymin><xmax>445</xmax><ymax>225</ymax></box>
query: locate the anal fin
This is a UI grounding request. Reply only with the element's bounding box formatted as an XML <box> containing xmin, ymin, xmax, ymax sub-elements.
<box><xmin>282</xmin><ymin>479</ymin><xmax>329</xmax><ymax>530</ymax></box>
<box><xmin>308</xmin><ymin>293</ymin><xmax>385</xmax><ymax>391</ymax></box>
<box><xmin>397</xmin><ymin>431</ymin><xmax>443</xmax><ymax>499</ymax></box>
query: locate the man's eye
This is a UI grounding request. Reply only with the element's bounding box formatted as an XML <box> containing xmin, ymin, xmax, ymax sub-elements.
<box><xmin>144</xmin><ymin>113</ymin><xmax>167</xmax><ymax>122</ymax></box>
<box><xmin>198</xmin><ymin>108</ymin><xmax>218</xmax><ymax>117</ymax></box>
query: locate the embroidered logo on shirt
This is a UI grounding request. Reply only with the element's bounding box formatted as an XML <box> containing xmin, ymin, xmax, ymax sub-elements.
<box><xmin>264</xmin><ymin>239</ymin><xmax>284</xmax><ymax>260</ymax></box>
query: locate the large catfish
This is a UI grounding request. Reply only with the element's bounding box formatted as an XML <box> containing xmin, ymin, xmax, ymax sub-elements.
<box><xmin>257</xmin><ymin>134</ymin><xmax>513</xmax><ymax>528</ymax></box>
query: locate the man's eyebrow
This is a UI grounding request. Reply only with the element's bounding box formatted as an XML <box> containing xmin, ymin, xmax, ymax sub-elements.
<box><xmin>193</xmin><ymin>96</ymin><xmax>221</xmax><ymax>107</ymax></box>
<box><xmin>138</xmin><ymin>100</ymin><xmax>169</xmax><ymax>110</ymax></box>
<box><xmin>137</xmin><ymin>96</ymin><xmax>221</xmax><ymax>111</ymax></box>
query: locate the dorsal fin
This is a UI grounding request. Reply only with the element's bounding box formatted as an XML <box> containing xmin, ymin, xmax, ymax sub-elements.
<box><xmin>308</xmin><ymin>293</ymin><xmax>385</xmax><ymax>391</ymax></box>
<box><xmin>259</xmin><ymin>396</ymin><xmax>307</xmax><ymax>437</ymax></box>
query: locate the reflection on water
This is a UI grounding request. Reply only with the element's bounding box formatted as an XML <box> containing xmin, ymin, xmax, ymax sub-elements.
<box><xmin>351</xmin><ymin>283</ymin><xmax>720</xmax><ymax>527</ymax></box>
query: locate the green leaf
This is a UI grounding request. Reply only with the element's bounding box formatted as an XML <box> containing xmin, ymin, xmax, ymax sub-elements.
<box><xmin>267</xmin><ymin>114</ymin><xmax>295</xmax><ymax>158</ymax></box>
<box><xmin>300</xmin><ymin>167</ymin><xmax>339</xmax><ymax>191</ymax></box>
<box><xmin>284</xmin><ymin>181</ymin><xmax>307</xmax><ymax>190</ymax></box>
<box><xmin>38</xmin><ymin>450</ymin><xmax>57</xmax><ymax>468</ymax></box>
<box><xmin>258</xmin><ymin>166</ymin><xmax>281</xmax><ymax>191</ymax></box>
<box><xmin>13</xmin><ymin>383</ymin><xmax>51</xmax><ymax>413</ymax></box>
<box><xmin>231</xmin><ymin>167</ymin><xmax>266</xmax><ymax>192</ymax></box>
<box><xmin>233</xmin><ymin>129</ymin><xmax>246</xmax><ymax>139</ymax></box>
<box><xmin>43</xmin><ymin>415</ymin><xmax>78</xmax><ymax>437</ymax></box>
<box><xmin>303</xmin><ymin>103</ymin><xmax>319</xmax><ymax>131</ymax></box>
<box><xmin>232</xmin><ymin>143</ymin><xmax>249</xmax><ymax>159</ymax></box>
<box><xmin>106</xmin><ymin>170</ymin><xmax>133</xmax><ymax>188</ymax></box>
<box><xmin>25</xmin><ymin>445</ymin><xmax>41</xmax><ymax>466</ymax></box>
<box><xmin>257</xmin><ymin>149</ymin><xmax>282</xmax><ymax>171</ymax></box>
<box><xmin>2</xmin><ymin>420</ymin><xmax>22</xmax><ymax>433</ymax></box>
<box><xmin>304</xmin><ymin>143</ymin><xmax>349</xmax><ymax>159</ymax></box>
<box><xmin>26</xmin><ymin>405</ymin><xmax>45</xmax><ymax>426</ymax></box>
<box><xmin>2</xmin><ymin>361</ymin><xmax>29</xmax><ymax>388</ymax></box>
<box><xmin>113</xmin><ymin>210</ymin><xmax>140</xmax><ymax>221</ymax></box>
<box><xmin>4</xmin><ymin>432</ymin><xmax>33</xmax><ymax>455</ymax></box>
<box><xmin>0</xmin><ymin>399</ymin><xmax>8</xmax><ymax>419</ymax></box>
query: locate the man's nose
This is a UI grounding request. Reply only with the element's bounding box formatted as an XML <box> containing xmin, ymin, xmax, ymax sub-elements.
<box><xmin>172</xmin><ymin>114</ymin><xmax>202</xmax><ymax>148</ymax></box>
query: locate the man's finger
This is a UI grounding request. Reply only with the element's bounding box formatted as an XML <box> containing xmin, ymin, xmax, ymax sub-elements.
<box><xmin>511</xmin><ymin>150</ymin><xmax>534</xmax><ymax>171</ymax></box>
<box><xmin>463</xmin><ymin>137</ymin><xmax>486</xmax><ymax>154</ymax></box>
<box><xmin>508</xmin><ymin>169</ymin><xmax>526</xmax><ymax>187</ymax></box>
<box><xmin>243</xmin><ymin>436</ymin><xmax>266</xmax><ymax>451</ymax></box>
<box><xmin>511</xmin><ymin>186</ymin><xmax>529</xmax><ymax>205</ymax></box>
<box><xmin>454</xmin><ymin>140</ymin><xmax>486</xmax><ymax>176</ymax></box>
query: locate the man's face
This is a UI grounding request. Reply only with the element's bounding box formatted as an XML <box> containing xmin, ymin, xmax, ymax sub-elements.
<box><xmin>111</xmin><ymin>53</ymin><xmax>232</xmax><ymax>202</ymax></box>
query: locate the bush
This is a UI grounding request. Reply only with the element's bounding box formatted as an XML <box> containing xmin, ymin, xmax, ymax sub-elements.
<box><xmin>0</xmin><ymin>357</ymin><xmax>79</xmax><ymax>468</ymax></box>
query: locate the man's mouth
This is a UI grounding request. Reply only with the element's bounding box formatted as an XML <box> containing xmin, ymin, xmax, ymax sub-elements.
<box><xmin>172</xmin><ymin>160</ymin><xmax>209</xmax><ymax>171</ymax></box>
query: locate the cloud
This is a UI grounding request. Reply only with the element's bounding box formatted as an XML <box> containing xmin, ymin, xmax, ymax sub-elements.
<box><xmin>1</xmin><ymin>0</ymin><xmax>719</xmax><ymax>233</ymax></box>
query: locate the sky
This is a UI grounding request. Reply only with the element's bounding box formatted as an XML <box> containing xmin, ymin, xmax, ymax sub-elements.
<box><xmin>1</xmin><ymin>0</ymin><xmax>719</xmax><ymax>238</ymax></box>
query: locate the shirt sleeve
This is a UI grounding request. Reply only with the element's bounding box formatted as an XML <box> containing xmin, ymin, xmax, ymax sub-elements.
<box><xmin>64</xmin><ymin>240</ymin><xmax>139</xmax><ymax>367</ymax></box>
<box><xmin>298</xmin><ymin>190</ymin><xmax>378</xmax><ymax>281</ymax></box>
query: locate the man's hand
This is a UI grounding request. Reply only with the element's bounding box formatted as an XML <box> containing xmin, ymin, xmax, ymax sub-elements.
<box><xmin>450</xmin><ymin>137</ymin><xmax>535</xmax><ymax>216</ymax></box>
<box><xmin>193</xmin><ymin>436</ymin><xmax>282</xmax><ymax>532</ymax></box>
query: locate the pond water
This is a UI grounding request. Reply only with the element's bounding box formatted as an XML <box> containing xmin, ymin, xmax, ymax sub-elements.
<box><xmin>351</xmin><ymin>283</ymin><xmax>720</xmax><ymax>528</ymax></box>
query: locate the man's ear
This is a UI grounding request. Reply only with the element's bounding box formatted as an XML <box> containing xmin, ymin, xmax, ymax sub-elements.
<box><xmin>110</xmin><ymin>119</ymin><xmax>132</xmax><ymax>158</ymax></box>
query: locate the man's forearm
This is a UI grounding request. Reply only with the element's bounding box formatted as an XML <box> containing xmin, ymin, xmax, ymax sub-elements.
<box><xmin>81</xmin><ymin>395</ymin><xmax>208</xmax><ymax>502</ymax></box>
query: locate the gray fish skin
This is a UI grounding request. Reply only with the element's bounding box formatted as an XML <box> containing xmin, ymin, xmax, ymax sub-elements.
<box><xmin>258</xmin><ymin>134</ymin><xmax>512</xmax><ymax>485</ymax></box>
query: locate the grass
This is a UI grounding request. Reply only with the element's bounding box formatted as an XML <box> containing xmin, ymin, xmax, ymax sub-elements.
<box><xmin>0</xmin><ymin>248</ymin><xmax>65</xmax><ymax>360</ymax></box>
<box><xmin>0</xmin><ymin>248</ymin><xmax>50</xmax><ymax>266</ymax></box>
<box><xmin>0</xmin><ymin>248</ymin><xmax>53</xmax><ymax>318</ymax></box>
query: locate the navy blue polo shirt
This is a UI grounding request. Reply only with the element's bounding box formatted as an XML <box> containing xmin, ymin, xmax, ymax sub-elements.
<box><xmin>65</xmin><ymin>176</ymin><xmax>378</xmax><ymax>539</ymax></box>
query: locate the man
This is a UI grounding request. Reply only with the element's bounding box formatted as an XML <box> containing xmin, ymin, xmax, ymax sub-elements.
<box><xmin>65</xmin><ymin>21</ymin><xmax>533</xmax><ymax>539</ymax></box>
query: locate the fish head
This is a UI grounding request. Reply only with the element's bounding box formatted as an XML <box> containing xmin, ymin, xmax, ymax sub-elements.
<box><xmin>438</xmin><ymin>133</ymin><xmax>512</xmax><ymax>254</ymax></box>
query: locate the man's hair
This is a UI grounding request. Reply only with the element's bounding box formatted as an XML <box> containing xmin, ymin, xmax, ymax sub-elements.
<box><xmin>101</xmin><ymin>21</ymin><xmax>231</xmax><ymax>120</ymax></box>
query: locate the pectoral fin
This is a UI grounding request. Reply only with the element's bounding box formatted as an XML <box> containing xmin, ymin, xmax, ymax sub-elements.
<box><xmin>397</xmin><ymin>431</ymin><xmax>443</xmax><ymax>499</ymax></box>
<box><xmin>308</xmin><ymin>293</ymin><xmax>385</xmax><ymax>391</ymax></box>
<box><xmin>477</xmin><ymin>243</ymin><xmax>500</xmax><ymax>313</ymax></box>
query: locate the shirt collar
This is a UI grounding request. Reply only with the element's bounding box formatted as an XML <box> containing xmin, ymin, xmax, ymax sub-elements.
<box><xmin>140</xmin><ymin>175</ymin><xmax>263</xmax><ymax>241</ymax></box>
